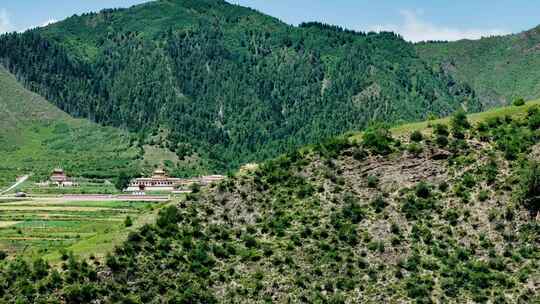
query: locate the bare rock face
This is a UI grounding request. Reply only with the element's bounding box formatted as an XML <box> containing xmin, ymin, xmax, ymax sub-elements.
<box><xmin>531</xmin><ymin>143</ymin><xmax>540</xmax><ymax>160</ymax></box>
<box><xmin>339</xmin><ymin>149</ymin><xmax>448</xmax><ymax>194</ymax></box>
<box><xmin>430</xmin><ymin>148</ymin><xmax>451</xmax><ymax>160</ymax></box>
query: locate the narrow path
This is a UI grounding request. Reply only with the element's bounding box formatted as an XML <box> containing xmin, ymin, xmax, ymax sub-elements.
<box><xmin>0</xmin><ymin>175</ymin><xmax>29</xmax><ymax>195</ymax></box>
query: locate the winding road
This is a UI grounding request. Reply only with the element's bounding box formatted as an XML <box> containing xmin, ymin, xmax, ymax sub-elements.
<box><xmin>0</xmin><ymin>175</ymin><xmax>29</xmax><ymax>195</ymax></box>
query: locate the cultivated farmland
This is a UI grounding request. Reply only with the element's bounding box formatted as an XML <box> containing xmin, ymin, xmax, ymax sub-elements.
<box><xmin>0</xmin><ymin>198</ymin><xmax>167</xmax><ymax>261</ymax></box>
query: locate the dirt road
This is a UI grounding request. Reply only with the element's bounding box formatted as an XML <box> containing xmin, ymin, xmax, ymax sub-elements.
<box><xmin>0</xmin><ymin>175</ymin><xmax>29</xmax><ymax>195</ymax></box>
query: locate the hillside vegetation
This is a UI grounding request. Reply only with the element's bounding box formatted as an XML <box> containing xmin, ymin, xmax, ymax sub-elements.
<box><xmin>0</xmin><ymin>0</ymin><xmax>480</xmax><ymax>173</ymax></box>
<box><xmin>417</xmin><ymin>26</ymin><xmax>540</xmax><ymax>107</ymax></box>
<box><xmin>0</xmin><ymin>66</ymin><xmax>139</xmax><ymax>188</ymax></box>
<box><xmin>0</xmin><ymin>102</ymin><xmax>538</xmax><ymax>303</ymax></box>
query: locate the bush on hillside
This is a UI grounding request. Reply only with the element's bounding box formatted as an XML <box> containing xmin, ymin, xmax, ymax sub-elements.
<box><xmin>125</xmin><ymin>216</ymin><xmax>133</xmax><ymax>227</ymax></box>
<box><xmin>435</xmin><ymin>135</ymin><xmax>449</xmax><ymax>147</ymax></box>
<box><xmin>415</xmin><ymin>182</ymin><xmax>431</xmax><ymax>199</ymax></box>
<box><xmin>520</xmin><ymin>161</ymin><xmax>540</xmax><ymax>215</ymax></box>
<box><xmin>362</xmin><ymin>124</ymin><xmax>394</xmax><ymax>155</ymax></box>
<box><xmin>450</xmin><ymin>110</ymin><xmax>470</xmax><ymax>139</ymax></box>
<box><xmin>528</xmin><ymin>112</ymin><xmax>540</xmax><ymax>130</ymax></box>
<box><xmin>451</xmin><ymin>110</ymin><xmax>471</xmax><ymax>130</ymax></box>
<box><xmin>407</xmin><ymin>143</ymin><xmax>423</xmax><ymax>157</ymax></box>
<box><xmin>513</xmin><ymin>97</ymin><xmax>525</xmax><ymax>106</ymax></box>
<box><xmin>367</xmin><ymin>175</ymin><xmax>379</xmax><ymax>188</ymax></box>
<box><xmin>410</xmin><ymin>130</ymin><xmax>423</xmax><ymax>142</ymax></box>
<box><xmin>433</xmin><ymin>123</ymin><xmax>449</xmax><ymax>138</ymax></box>
<box><xmin>371</xmin><ymin>195</ymin><xmax>388</xmax><ymax>213</ymax></box>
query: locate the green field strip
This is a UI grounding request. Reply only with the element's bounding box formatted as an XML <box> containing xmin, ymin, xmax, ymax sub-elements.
<box><xmin>0</xmin><ymin>215</ymin><xmax>125</xmax><ymax>221</ymax></box>
<box><xmin>0</xmin><ymin>206</ymin><xmax>134</xmax><ymax>212</ymax></box>
<box><xmin>0</xmin><ymin>201</ymin><xmax>155</xmax><ymax>209</ymax></box>
<box><xmin>0</xmin><ymin>210</ymin><xmax>141</xmax><ymax>217</ymax></box>
<box><xmin>12</xmin><ymin>220</ymin><xmax>118</xmax><ymax>229</ymax></box>
<box><xmin>0</xmin><ymin>239</ymin><xmax>76</xmax><ymax>251</ymax></box>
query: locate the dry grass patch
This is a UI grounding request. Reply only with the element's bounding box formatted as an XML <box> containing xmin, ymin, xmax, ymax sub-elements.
<box><xmin>0</xmin><ymin>221</ymin><xmax>20</xmax><ymax>228</ymax></box>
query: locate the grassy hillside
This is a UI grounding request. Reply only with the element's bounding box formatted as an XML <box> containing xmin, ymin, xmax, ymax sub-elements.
<box><xmin>0</xmin><ymin>0</ymin><xmax>480</xmax><ymax>173</ymax></box>
<box><xmin>0</xmin><ymin>66</ymin><xmax>140</xmax><ymax>189</ymax></box>
<box><xmin>417</xmin><ymin>26</ymin><xmax>540</xmax><ymax>107</ymax></box>
<box><xmin>390</xmin><ymin>99</ymin><xmax>540</xmax><ymax>136</ymax></box>
<box><xmin>1</xmin><ymin>101</ymin><xmax>538</xmax><ymax>303</ymax></box>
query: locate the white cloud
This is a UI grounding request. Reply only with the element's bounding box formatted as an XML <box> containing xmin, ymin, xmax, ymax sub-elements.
<box><xmin>0</xmin><ymin>9</ymin><xmax>13</xmax><ymax>34</ymax></box>
<box><xmin>41</xmin><ymin>18</ymin><xmax>58</xmax><ymax>27</ymax></box>
<box><xmin>370</xmin><ymin>10</ymin><xmax>509</xmax><ymax>42</ymax></box>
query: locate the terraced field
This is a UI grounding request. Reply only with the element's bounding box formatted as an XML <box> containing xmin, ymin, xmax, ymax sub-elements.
<box><xmin>0</xmin><ymin>198</ymin><xmax>167</xmax><ymax>261</ymax></box>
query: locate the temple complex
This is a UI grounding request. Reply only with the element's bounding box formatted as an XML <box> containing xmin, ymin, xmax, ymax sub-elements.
<box><xmin>45</xmin><ymin>168</ymin><xmax>76</xmax><ymax>187</ymax></box>
<box><xmin>126</xmin><ymin>169</ymin><xmax>225</xmax><ymax>193</ymax></box>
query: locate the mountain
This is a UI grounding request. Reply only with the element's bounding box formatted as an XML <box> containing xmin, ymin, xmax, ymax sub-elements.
<box><xmin>0</xmin><ymin>0</ymin><xmax>480</xmax><ymax>174</ymax></box>
<box><xmin>417</xmin><ymin>26</ymin><xmax>540</xmax><ymax>107</ymax></box>
<box><xmin>1</xmin><ymin>102</ymin><xmax>539</xmax><ymax>303</ymax></box>
<box><xmin>0</xmin><ymin>66</ymin><xmax>139</xmax><ymax>188</ymax></box>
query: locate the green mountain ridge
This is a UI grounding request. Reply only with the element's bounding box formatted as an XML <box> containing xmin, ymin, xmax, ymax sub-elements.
<box><xmin>0</xmin><ymin>0</ymin><xmax>480</xmax><ymax>174</ymax></box>
<box><xmin>417</xmin><ymin>25</ymin><xmax>540</xmax><ymax>107</ymax></box>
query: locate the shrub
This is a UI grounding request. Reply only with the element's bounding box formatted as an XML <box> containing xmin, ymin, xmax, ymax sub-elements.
<box><xmin>371</xmin><ymin>195</ymin><xmax>387</xmax><ymax>213</ymax></box>
<box><xmin>406</xmin><ymin>274</ymin><xmax>435</xmax><ymax>302</ymax></box>
<box><xmin>434</xmin><ymin>124</ymin><xmax>449</xmax><ymax>136</ymax></box>
<box><xmin>478</xmin><ymin>190</ymin><xmax>489</xmax><ymax>202</ymax></box>
<box><xmin>342</xmin><ymin>194</ymin><xmax>366</xmax><ymax>224</ymax></box>
<box><xmin>462</xmin><ymin>173</ymin><xmax>476</xmax><ymax>188</ymax></box>
<box><xmin>190</xmin><ymin>182</ymin><xmax>201</xmax><ymax>193</ymax></box>
<box><xmin>520</xmin><ymin>161</ymin><xmax>540</xmax><ymax>215</ymax></box>
<box><xmin>415</xmin><ymin>182</ymin><xmax>431</xmax><ymax>199</ymax></box>
<box><xmin>451</xmin><ymin>110</ymin><xmax>471</xmax><ymax>130</ymax></box>
<box><xmin>410</xmin><ymin>130</ymin><xmax>423</xmax><ymax>142</ymax></box>
<box><xmin>367</xmin><ymin>175</ymin><xmax>379</xmax><ymax>188</ymax></box>
<box><xmin>244</xmin><ymin>235</ymin><xmax>258</xmax><ymax>248</ymax></box>
<box><xmin>476</xmin><ymin>122</ymin><xmax>489</xmax><ymax>133</ymax></box>
<box><xmin>427</xmin><ymin>113</ymin><xmax>438</xmax><ymax>121</ymax></box>
<box><xmin>124</xmin><ymin>216</ymin><xmax>133</xmax><ymax>227</ymax></box>
<box><xmin>352</xmin><ymin>147</ymin><xmax>368</xmax><ymax>160</ymax></box>
<box><xmin>527</xmin><ymin>106</ymin><xmax>539</xmax><ymax>116</ymax></box>
<box><xmin>114</xmin><ymin>171</ymin><xmax>133</xmax><ymax>191</ymax></box>
<box><xmin>528</xmin><ymin>112</ymin><xmax>540</xmax><ymax>130</ymax></box>
<box><xmin>435</xmin><ymin>135</ymin><xmax>449</xmax><ymax>147</ymax></box>
<box><xmin>445</xmin><ymin>209</ymin><xmax>459</xmax><ymax>226</ymax></box>
<box><xmin>362</xmin><ymin>124</ymin><xmax>394</xmax><ymax>155</ymax></box>
<box><xmin>439</xmin><ymin>182</ymin><xmax>449</xmax><ymax>192</ymax></box>
<box><xmin>402</xmin><ymin>194</ymin><xmax>437</xmax><ymax>220</ymax></box>
<box><xmin>0</xmin><ymin>250</ymin><xmax>7</xmax><ymax>261</ymax></box>
<box><xmin>407</xmin><ymin>143</ymin><xmax>423</xmax><ymax>156</ymax></box>
<box><xmin>451</xmin><ymin>110</ymin><xmax>470</xmax><ymax>139</ymax></box>
<box><xmin>513</xmin><ymin>97</ymin><xmax>525</xmax><ymax>106</ymax></box>
<box><xmin>367</xmin><ymin>241</ymin><xmax>384</xmax><ymax>252</ymax></box>
<box><xmin>105</xmin><ymin>253</ymin><xmax>122</xmax><ymax>272</ymax></box>
<box><xmin>484</xmin><ymin>159</ymin><xmax>498</xmax><ymax>184</ymax></box>
<box><xmin>64</xmin><ymin>283</ymin><xmax>99</xmax><ymax>304</ymax></box>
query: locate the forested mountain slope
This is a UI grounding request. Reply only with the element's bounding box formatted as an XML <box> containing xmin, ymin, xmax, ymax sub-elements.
<box><xmin>417</xmin><ymin>26</ymin><xmax>540</xmax><ymax>107</ymax></box>
<box><xmin>0</xmin><ymin>0</ymin><xmax>480</xmax><ymax>173</ymax></box>
<box><xmin>1</xmin><ymin>103</ymin><xmax>538</xmax><ymax>303</ymax></box>
<box><xmin>0</xmin><ymin>66</ymin><xmax>139</xmax><ymax>187</ymax></box>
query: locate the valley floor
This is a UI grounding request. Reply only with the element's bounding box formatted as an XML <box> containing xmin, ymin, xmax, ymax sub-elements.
<box><xmin>0</xmin><ymin>196</ymin><xmax>170</xmax><ymax>262</ymax></box>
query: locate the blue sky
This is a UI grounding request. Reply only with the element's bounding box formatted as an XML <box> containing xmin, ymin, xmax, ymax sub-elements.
<box><xmin>1</xmin><ymin>0</ymin><xmax>539</xmax><ymax>42</ymax></box>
